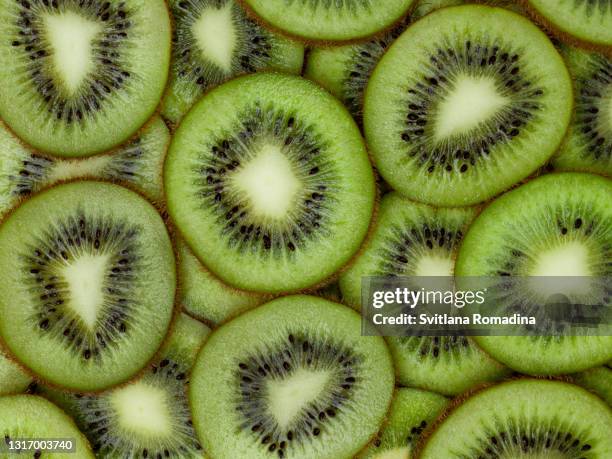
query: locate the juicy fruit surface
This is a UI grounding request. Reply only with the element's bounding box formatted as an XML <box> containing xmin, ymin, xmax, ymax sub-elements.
<box><xmin>190</xmin><ymin>295</ymin><xmax>395</xmax><ymax>459</ymax></box>
<box><xmin>456</xmin><ymin>173</ymin><xmax>612</xmax><ymax>374</ymax></box>
<box><xmin>364</xmin><ymin>5</ymin><xmax>572</xmax><ymax>206</ymax></box>
<box><xmin>553</xmin><ymin>47</ymin><xmax>612</xmax><ymax>177</ymax></box>
<box><xmin>162</xmin><ymin>0</ymin><xmax>304</xmax><ymax>124</ymax></box>
<box><xmin>0</xmin><ymin>181</ymin><xmax>176</xmax><ymax>391</ymax></box>
<box><xmin>242</xmin><ymin>0</ymin><xmax>415</xmax><ymax>42</ymax></box>
<box><xmin>571</xmin><ymin>366</ymin><xmax>612</xmax><ymax>406</ymax></box>
<box><xmin>165</xmin><ymin>73</ymin><xmax>375</xmax><ymax>293</ymax></box>
<box><xmin>419</xmin><ymin>379</ymin><xmax>612</xmax><ymax>457</ymax></box>
<box><xmin>0</xmin><ymin>395</ymin><xmax>95</xmax><ymax>458</ymax></box>
<box><xmin>0</xmin><ymin>0</ymin><xmax>171</xmax><ymax>157</ymax></box>
<box><xmin>528</xmin><ymin>0</ymin><xmax>612</xmax><ymax>47</ymax></box>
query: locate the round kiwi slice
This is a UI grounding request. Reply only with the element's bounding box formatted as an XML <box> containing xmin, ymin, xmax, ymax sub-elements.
<box><xmin>456</xmin><ymin>172</ymin><xmax>612</xmax><ymax>374</ymax></box>
<box><xmin>357</xmin><ymin>388</ymin><xmax>448</xmax><ymax>459</ymax></box>
<box><xmin>241</xmin><ymin>0</ymin><xmax>416</xmax><ymax>43</ymax></box>
<box><xmin>0</xmin><ymin>346</ymin><xmax>32</xmax><ymax>396</ymax></box>
<box><xmin>418</xmin><ymin>379</ymin><xmax>612</xmax><ymax>457</ymax></box>
<box><xmin>0</xmin><ymin>394</ymin><xmax>95</xmax><ymax>458</ymax></box>
<box><xmin>340</xmin><ymin>192</ymin><xmax>509</xmax><ymax>395</ymax></box>
<box><xmin>190</xmin><ymin>295</ymin><xmax>395</xmax><ymax>459</ymax></box>
<box><xmin>40</xmin><ymin>313</ymin><xmax>209</xmax><ymax>458</ymax></box>
<box><xmin>553</xmin><ymin>47</ymin><xmax>612</xmax><ymax>178</ymax></box>
<box><xmin>165</xmin><ymin>73</ymin><xmax>376</xmax><ymax>293</ymax></box>
<box><xmin>0</xmin><ymin>0</ymin><xmax>171</xmax><ymax>157</ymax></box>
<box><xmin>570</xmin><ymin>366</ymin><xmax>612</xmax><ymax>406</ymax></box>
<box><xmin>0</xmin><ymin>181</ymin><xmax>176</xmax><ymax>392</ymax></box>
<box><xmin>177</xmin><ymin>237</ymin><xmax>270</xmax><ymax>326</ymax></box>
<box><xmin>0</xmin><ymin>116</ymin><xmax>170</xmax><ymax>218</ymax></box>
<box><xmin>162</xmin><ymin>0</ymin><xmax>304</xmax><ymax>125</ymax></box>
<box><xmin>526</xmin><ymin>0</ymin><xmax>612</xmax><ymax>50</ymax></box>
<box><xmin>364</xmin><ymin>5</ymin><xmax>573</xmax><ymax>206</ymax></box>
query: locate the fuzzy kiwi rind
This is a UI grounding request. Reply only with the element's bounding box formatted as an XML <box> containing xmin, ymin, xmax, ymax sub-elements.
<box><xmin>0</xmin><ymin>180</ymin><xmax>177</xmax><ymax>392</ymax></box>
<box><xmin>0</xmin><ymin>0</ymin><xmax>172</xmax><ymax>157</ymax></box>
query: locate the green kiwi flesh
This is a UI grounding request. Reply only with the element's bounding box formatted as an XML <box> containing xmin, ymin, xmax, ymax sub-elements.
<box><xmin>162</xmin><ymin>0</ymin><xmax>305</xmax><ymax>125</ymax></box>
<box><xmin>0</xmin><ymin>181</ymin><xmax>176</xmax><ymax>391</ymax></box>
<box><xmin>553</xmin><ymin>47</ymin><xmax>612</xmax><ymax>177</ymax></box>
<box><xmin>0</xmin><ymin>394</ymin><xmax>95</xmax><ymax>458</ymax></box>
<box><xmin>339</xmin><ymin>193</ymin><xmax>509</xmax><ymax>395</ymax></box>
<box><xmin>40</xmin><ymin>313</ymin><xmax>209</xmax><ymax>458</ymax></box>
<box><xmin>418</xmin><ymin>379</ymin><xmax>612</xmax><ymax>457</ymax></box>
<box><xmin>165</xmin><ymin>73</ymin><xmax>376</xmax><ymax>293</ymax></box>
<box><xmin>0</xmin><ymin>116</ymin><xmax>170</xmax><ymax>218</ymax></box>
<box><xmin>358</xmin><ymin>388</ymin><xmax>448</xmax><ymax>459</ymax></box>
<box><xmin>364</xmin><ymin>5</ymin><xmax>573</xmax><ymax>206</ymax></box>
<box><xmin>190</xmin><ymin>295</ymin><xmax>395</xmax><ymax>459</ymax></box>
<box><xmin>570</xmin><ymin>366</ymin><xmax>612</xmax><ymax>406</ymax></box>
<box><xmin>241</xmin><ymin>0</ymin><xmax>416</xmax><ymax>43</ymax></box>
<box><xmin>527</xmin><ymin>0</ymin><xmax>612</xmax><ymax>49</ymax></box>
<box><xmin>456</xmin><ymin>173</ymin><xmax>612</xmax><ymax>374</ymax></box>
<box><xmin>177</xmin><ymin>237</ymin><xmax>270</xmax><ymax>326</ymax></box>
<box><xmin>0</xmin><ymin>346</ymin><xmax>32</xmax><ymax>396</ymax></box>
<box><xmin>0</xmin><ymin>0</ymin><xmax>171</xmax><ymax>157</ymax></box>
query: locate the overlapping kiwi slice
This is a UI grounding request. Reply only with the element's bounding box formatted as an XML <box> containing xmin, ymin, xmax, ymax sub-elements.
<box><xmin>241</xmin><ymin>0</ymin><xmax>416</xmax><ymax>43</ymax></box>
<box><xmin>526</xmin><ymin>0</ymin><xmax>612</xmax><ymax>50</ymax></box>
<box><xmin>0</xmin><ymin>395</ymin><xmax>95</xmax><ymax>458</ymax></box>
<box><xmin>553</xmin><ymin>47</ymin><xmax>612</xmax><ymax>177</ymax></box>
<box><xmin>358</xmin><ymin>388</ymin><xmax>448</xmax><ymax>459</ymax></box>
<box><xmin>456</xmin><ymin>172</ymin><xmax>612</xmax><ymax>374</ymax></box>
<box><xmin>162</xmin><ymin>0</ymin><xmax>304</xmax><ymax>125</ymax></box>
<box><xmin>0</xmin><ymin>346</ymin><xmax>32</xmax><ymax>396</ymax></box>
<box><xmin>165</xmin><ymin>73</ymin><xmax>376</xmax><ymax>293</ymax></box>
<box><xmin>190</xmin><ymin>295</ymin><xmax>395</xmax><ymax>459</ymax></box>
<box><xmin>364</xmin><ymin>5</ymin><xmax>573</xmax><ymax>206</ymax></box>
<box><xmin>0</xmin><ymin>0</ymin><xmax>171</xmax><ymax>157</ymax></box>
<box><xmin>570</xmin><ymin>366</ymin><xmax>612</xmax><ymax>406</ymax></box>
<box><xmin>0</xmin><ymin>116</ymin><xmax>170</xmax><ymax>218</ymax></box>
<box><xmin>0</xmin><ymin>181</ymin><xmax>176</xmax><ymax>392</ymax></box>
<box><xmin>40</xmin><ymin>313</ymin><xmax>209</xmax><ymax>459</ymax></box>
<box><xmin>340</xmin><ymin>193</ymin><xmax>509</xmax><ymax>395</ymax></box>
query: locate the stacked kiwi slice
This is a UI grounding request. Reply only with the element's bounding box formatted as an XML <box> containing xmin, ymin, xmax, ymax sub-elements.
<box><xmin>0</xmin><ymin>0</ymin><xmax>610</xmax><ymax>458</ymax></box>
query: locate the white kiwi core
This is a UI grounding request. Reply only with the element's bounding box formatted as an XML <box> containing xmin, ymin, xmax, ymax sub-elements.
<box><xmin>415</xmin><ymin>255</ymin><xmax>454</xmax><ymax>277</ymax></box>
<box><xmin>111</xmin><ymin>383</ymin><xmax>172</xmax><ymax>436</ymax></box>
<box><xmin>193</xmin><ymin>2</ymin><xmax>237</xmax><ymax>73</ymax></box>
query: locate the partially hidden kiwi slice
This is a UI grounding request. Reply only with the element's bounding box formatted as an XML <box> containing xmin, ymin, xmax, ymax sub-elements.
<box><xmin>364</xmin><ymin>5</ymin><xmax>573</xmax><ymax>206</ymax></box>
<box><xmin>165</xmin><ymin>73</ymin><xmax>376</xmax><ymax>293</ymax></box>
<box><xmin>418</xmin><ymin>379</ymin><xmax>612</xmax><ymax>457</ymax></box>
<box><xmin>553</xmin><ymin>47</ymin><xmax>612</xmax><ymax>177</ymax></box>
<box><xmin>456</xmin><ymin>172</ymin><xmax>612</xmax><ymax>374</ymax></box>
<box><xmin>40</xmin><ymin>313</ymin><xmax>209</xmax><ymax>458</ymax></box>
<box><xmin>357</xmin><ymin>388</ymin><xmax>448</xmax><ymax>459</ymax></box>
<box><xmin>0</xmin><ymin>181</ymin><xmax>176</xmax><ymax>391</ymax></box>
<box><xmin>0</xmin><ymin>116</ymin><xmax>170</xmax><ymax>218</ymax></box>
<box><xmin>570</xmin><ymin>366</ymin><xmax>612</xmax><ymax>406</ymax></box>
<box><xmin>177</xmin><ymin>237</ymin><xmax>270</xmax><ymax>326</ymax></box>
<box><xmin>241</xmin><ymin>0</ymin><xmax>416</xmax><ymax>43</ymax></box>
<box><xmin>0</xmin><ymin>0</ymin><xmax>171</xmax><ymax>157</ymax></box>
<box><xmin>526</xmin><ymin>0</ymin><xmax>612</xmax><ymax>50</ymax></box>
<box><xmin>339</xmin><ymin>193</ymin><xmax>509</xmax><ymax>395</ymax></box>
<box><xmin>0</xmin><ymin>345</ymin><xmax>32</xmax><ymax>396</ymax></box>
<box><xmin>190</xmin><ymin>295</ymin><xmax>395</xmax><ymax>459</ymax></box>
<box><xmin>162</xmin><ymin>0</ymin><xmax>304</xmax><ymax>125</ymax></box>
<box><xmin>0</xmin><ymin>395</ymin><xmax>95</xmax><ymax>458</ymax></box>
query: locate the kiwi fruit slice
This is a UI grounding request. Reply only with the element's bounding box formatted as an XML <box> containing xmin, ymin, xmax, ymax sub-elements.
<box><xmin>526</xmin><ymin>0</ymin><xmax>612</xmax><ymax>50</ymax></box>
<box><xmin>190</xmin><ymin>295</ymin><xmax>395</xmax><ymax>459</ymax></box>
<box><xmin>339</xmin><ymin>192</ymin><xmax>508</xmax><ymax>395</ymax></box>
<box><xmin>418</xmin><ymin>379</ymin><xmax>612</xmax><ymax>457</ymax></box>
<box><xmin>0</xmin><ymin>345</ymin><xmax>32</xmax><ymax>396</ymax></box>
<box><xmin>0</xmin><ymin>181</ymin><xmax>176</xmax><ymax>392</ymax></box>
<box><xmin>364</xmin><ymin>5</ymin><xmax>573</xmax><ymax>206</ymax></box>
<box><xmin>177</xmin><ymin>237</ymin><xmax>270</xmax><ymax>326</ymax></box>
<box><xmin>40</xmin><ymin>313</ymin><xmax>209</xmax><ymax>458</ymax></box>
<box><xmin>162</xmin><ymin>0</ymin><xmax>305</xmax><ymax>125</ymax></box>
<box><xmin>570</xmin><ymin>366</ymin><xmax>612</xmax><ymax>406</ymax></box>
<box><xmin>456</xmin><ymin>172</ymin><xmax>612</xmax><ymax>374</ymax></box>
<box><xmin>357</xmin><ymin>388</ymin><xmax>448</xmax><ymax>459</ymax></box>
<box><xmin>553</xmin><ymin>47</ymin><xmax>612</xmax><ymax>177</ymax></box>
<box><xmin>0</xmin><ymin>395</ymin><xmax>95</xmax><ymax>458</ymax></box>
<box><xmin>241</xmin><ymin>0</ymin><xmax>416</xmax><ymax>43</ymax></box>
<box><xmin>165</xmin><ymin>73</ymin><xmax>376</xmax><ymax>293</ymax></box>
<box><xmin>0</xmin><ymin>0</ymin><xmax>171</xmax><ymax>158</ymax></box>
<box><xmin>0</xmin><ymin>116</ymin><xmax>170</xmax><ymax>218</ymax></box>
